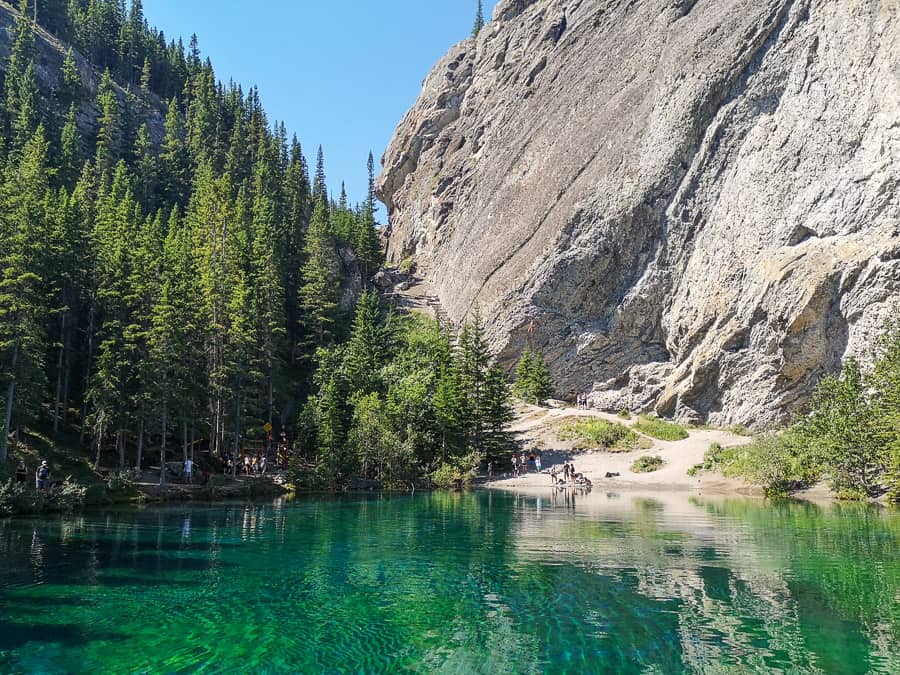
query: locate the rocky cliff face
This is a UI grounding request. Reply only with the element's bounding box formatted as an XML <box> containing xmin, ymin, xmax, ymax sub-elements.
<box><xmin>377</xmin><ymin>0</ymin><xmax>900</xmax><ymax>427</ymax></box>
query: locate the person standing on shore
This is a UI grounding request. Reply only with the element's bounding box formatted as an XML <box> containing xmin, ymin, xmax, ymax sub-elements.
<box><xmin>15</xmin><ymin>461</ymin><xmax>27</xmax><ymax>484</ymax></box>
<box><xmin>535</xmin><ymin>453</ymin><xmax>542</xmax><ymax>473</ymax></box>
<box><xmin>511</xmin><ymin>453</ymin><xmax>519</xmax><ymax>477</ymax></box>
<box><xmin>36</xmin><ymin>461</ymin><xmax>50</xmax><ymax>492</ymax></box>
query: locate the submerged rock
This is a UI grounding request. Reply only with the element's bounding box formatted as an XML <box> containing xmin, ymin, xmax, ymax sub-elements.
<box><xmin>377</xmin><ymin>0</ymin><xmax>900</xmax><ymax>427</ymax></box>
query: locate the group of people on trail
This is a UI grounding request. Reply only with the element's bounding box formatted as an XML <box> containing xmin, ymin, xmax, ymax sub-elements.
<box><xmin>13</xmin><ymin>460</ymin><xmax>53</xmax><ymax>492</ymax></box>
<box><xmin>576</xmin><ymin>393</ymin><xmax>590</xmax><ymax>410</ymax></box>
<box><xmin>511</xmin><ymin>449</ymin><xmax>542</xmax><ymax>477</ymax></box>
<box><xmin>223</xmin><ymin>452</ymin><xmax>267</xmax><ymax>478</ymax></box>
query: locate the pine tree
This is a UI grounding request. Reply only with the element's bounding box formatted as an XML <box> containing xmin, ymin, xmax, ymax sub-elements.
<box><xmin>472</xmin><ymin>0</ymin><xmax>485</xmax><ymax>37</ymax></box>
<box><xmin>140</xmin><ymin>57</ymin><xmax>152</xmax><ymax>93</ymax></box>
<box><xmin>299</xmin><ymin>199</ymin><xmax>341</xmax><ymax>345</ymax></box>
<box><xmin>58</xmin><ymin>103</ymin><xmax>81</xmax><ymax>186</ymax></box>
<box><xmin>528</xmin><ymin>351</ymin><xmax>554</xmax><ymax>405</ymax></box>
<box><xmin>160</xmin><ymin>96</ymin><xmax>189</xmax><ymax>206</ymax></box>
<box><xmin>312</xmin><ymin>145</ymin><xmax>327</xmax><ymax>204</ymax></box>
<box><xmin>123</xmin><ymin>0</ymin><xmax>146</xmax><ymax>85</ymax></box>
<box><xmin>132</xmin><ymin>122</ymin><xmax>158</xmax><ymax>208</ymax></box>
<box><xmin>513</xmin><ymin>349</ymin><xmax>553</xmax><ymax>405</ymax></box>
<box><xmin>353</xmin><ymin>152</ymin><xmax>384</xmax><ymax>285</ymax></box>
<box><xmin>0</xmin><ymin>125</ymin><xmax>52</xmax><ymax>460</ymax></box>
<box><xmin>94</xmin><ymin>69</ymin><xmax>121</xmax><ymax>179</ymax></box>
<box><xmin>344</xmin><ymin>291</ymin><xmax>388</xmax><ymax>395</ymax></box>
<box><xmin>482</xmin><ymin>365</ymin><xmax>515</xmax><ymax>461</ymax></box>
<box><xmin>366</xmin><ymin>150</ymin><xmax>376</xmax><ymax>212</ymax></box>
<box><xmin>11</xmin><ymin>62</ymin><xmax>40</xmax><ymax>153</ymax></box>
<box><xmin>58</xmin><ymin>47</ymin><xmax>82</xmax><ymax>105</ymax></box>
<box><xmin>87</xmin><ymin>162</ymin><xmax>139</xmax><ymax>469</ymax></box>
<box><xmin>433</xmin><ymin>365</ymin><xmax>463</xmax><ymax>461</ymax></box>
<box><xmin>315</xmin><ymin>373</ymin><xmax>347</xmax><ymax>487</ymax></box>
<box><xmin>456</xmin><ymin>309</ymin><xmax>490</xmax><ymax>451</ymax></box>
<box><xmin>248</xmin><ymin>144</ymin><xmax>287</xmax><ymax>435</ymax></box>
<box><xmin>4</xmin><ymin>4</ymin><xmax>36</xmax><ymax>144</ymax></box>
<box><xmin>513</xmin><ymin>349</ymin><xmax>534</xmax><ymax>399</ymax></box>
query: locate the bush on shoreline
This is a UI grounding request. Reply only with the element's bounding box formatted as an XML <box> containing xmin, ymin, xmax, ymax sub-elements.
<box><xmin>0</xmin><ymin>478</ymin><xmax>87</xmax><ymax>516</ymax></box>
<box><xmin>631</xmin><ymin>455</ymin><xmax>663</xmax><ymax>473</ymax></box>
<box><xmin>697</xmin><ymin>320</ymin><xmax>900</xmax><ymax>501</ymax></box>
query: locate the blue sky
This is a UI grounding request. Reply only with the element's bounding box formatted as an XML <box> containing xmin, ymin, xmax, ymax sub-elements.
<box><xmin>142</xmin><ymin>0</ymin><xmax>499</xmax><ymax>217</ymax></box>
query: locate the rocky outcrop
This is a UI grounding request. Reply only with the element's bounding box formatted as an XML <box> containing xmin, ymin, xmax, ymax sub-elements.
<box><xmin>377</xmin><ymin>0</ymin><xmax>900</xmax><ymax>427</ymax></box>
<box><xmin>0</xmin><ymin>2</ymin><xmax>165</xmax><ymax>143</ymax></box>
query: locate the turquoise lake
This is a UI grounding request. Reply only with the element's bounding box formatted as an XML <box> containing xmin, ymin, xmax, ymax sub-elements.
<box><xmin>1</xmin><ymin>490</ymin><xmax>899</xmax><ymax>673</ymax></box>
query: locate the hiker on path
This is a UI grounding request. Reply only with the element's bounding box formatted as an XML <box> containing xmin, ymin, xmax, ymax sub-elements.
<box><xmin>183</xmin><ymin>458</ymin><xmax>193</xmax><ymax>483</ymax></box>
<box><xmin>36</xmin><ymin>461</ymin><xmax>50</xmax><ymax>492</ymax></box>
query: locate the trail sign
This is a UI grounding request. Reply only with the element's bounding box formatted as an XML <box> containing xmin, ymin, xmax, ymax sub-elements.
<box><xmin>263</xmin><ymin>422</ymin><xmax>272</xmax><ymax>433</ymax></box>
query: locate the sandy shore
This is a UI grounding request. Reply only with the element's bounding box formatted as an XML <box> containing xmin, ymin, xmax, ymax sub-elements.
<box><xmin>483</xmin><ymin>404</ymin><xmax>759</xmax><ymax>495</ymax></box>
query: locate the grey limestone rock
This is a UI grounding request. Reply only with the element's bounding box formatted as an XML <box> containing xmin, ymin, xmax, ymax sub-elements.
<box><xmin>377</xmin><ymin>0</ymin><xmax>900</xmax><ymax>427</ymax></box>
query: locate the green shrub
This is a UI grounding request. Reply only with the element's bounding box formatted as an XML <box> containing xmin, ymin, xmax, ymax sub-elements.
<box><xmin>55</xmin><ymin>479</ymin><xmax>88</xmax><ymax>511</ymax></box>
<box><xmin>730</xmin><ymin>425</ymin><xmax>751</xmax><ymax>437</ymax></box>
<box><xmin>801</xmin><ymin>359</ymin><xmax>889</xmax><ymax>499</ymax></box>
<box><xmin>617</xmin><ymin>409</ymin><xmax>631</xmax><ymax>420</ymax></box>
<box><xmin>558</xmin><ymin>419</ymin><xmax>640</xmax><ymax>451</ymax></box>
<box><xmin>398</xmin><ymin>256</ymin><xmax>417</xmax><ymax>275</ymax></box>
<box><xmin>106</xmin><ymin>470</ymin><xmax>135</xmax><ymax>492</ymax></box>
<box><xmin>430</xmin><ymin>451</ymin><xmax>482</xmax><ymax>489</ymax></box>
<box><xmin>633</xmin><ymin>416</ymin><xmax>689</xmax><ymax>441</ymax></box>
<box><xmin>0</xmin><ymin>477</ymin><xmax>87</xmax><ymax>515</ymax></box>
<box><xmin>703</xmin><ymin>442</ymin><xmax>725</xmax><ymax>470</ymax></box>
<box><xmin>631</xmin><ymin>455</ymin><xmax>664</xmax><ymax>473</ymax></box>
<box><xmin>688</xmin><ymin>444</ymin><xmax>726</xmax><ymax>477</ymax></box>
<box><xmin>718</xmin><ymin>430</ymin><xmax>821</xmax><ymax>497</ymax></box>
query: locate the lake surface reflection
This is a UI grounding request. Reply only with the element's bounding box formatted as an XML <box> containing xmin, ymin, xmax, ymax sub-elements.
<box><xmin>1</xmin><ymin>490</ymin><xmax>898</xmax><ymax>673</ymax></box>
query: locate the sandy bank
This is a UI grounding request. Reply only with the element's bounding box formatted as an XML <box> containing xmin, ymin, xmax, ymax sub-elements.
<box><xmin>483</xmin><ymin>404</ymin><xmax>758</xmax><ymax>496</ymax></box>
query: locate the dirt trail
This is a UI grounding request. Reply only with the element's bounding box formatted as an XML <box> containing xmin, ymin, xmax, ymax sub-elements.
<box><xmin>488</xmin><ymin>404</ymin><xmax>757</xmax><ymax>495</ymax></box>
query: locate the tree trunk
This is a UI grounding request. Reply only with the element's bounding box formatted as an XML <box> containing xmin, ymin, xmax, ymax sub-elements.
<box><xmin>182</xmin><ymin>420</ymin><xmax>188</xmax><ymax>463</ymax></box>
<box><xmin>1</xmin><ymin>343</ymin><xmax>19</xmax><ymax>462</ymax></box>
<box><xmin>267</xmin><ymin>377</ymin><xmax>274</xmax><ymax>457</ymax></box>
<box><xmin>233</xmin><ymin>391</ymin><xmax>241</xmax><ymax>456</ymax></box>
<box><xmin>117</xmin><ymin>429</ymin><xmax>125</xmax><ymax>469</ymax></box>
<box><xmin>160</xmin><ymin>403</ymin><xmax>167</xmax><ymax>486</ymax></box>
<box><xmin>136</xmin><ymin>418</ymin><xmax>144</xmax><ymax>471</ymax></box>
<box><xmin>94</xmin><ymin>420</ymin><xmax>104</xmax><ymax>471</ymax></box>
<box><xmin>80</xmin><ymin>304</ymin><xmax>95</xmax><ymax>444</ymax></box>
<box><xmin>61</xmin><ymin>318</ymin><xmax>72</xmax><ymax>428</ymax></box>
<box><xmin>53</xmin><ymin>311</ymin><xmax>66</xmax><ymax>434</ymax></box>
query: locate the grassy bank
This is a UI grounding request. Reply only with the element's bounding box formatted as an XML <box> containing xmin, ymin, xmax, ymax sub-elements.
<box><xmin>557</xmin><ymin>418</ymin><xmax>649</xmax><ymax>451</ymax></box>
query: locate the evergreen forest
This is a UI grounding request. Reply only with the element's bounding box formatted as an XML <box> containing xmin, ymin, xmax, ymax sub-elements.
<box><xmin>0</xmin><ymin>0</ymin><xmax>516</xmax><ymax>490</ymax></box>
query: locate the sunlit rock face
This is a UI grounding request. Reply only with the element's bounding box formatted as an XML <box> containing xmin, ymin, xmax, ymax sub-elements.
<box><xmin>378</xmin><ymin>0</ymin><xmax>900</xmax><ymax>427</ymax></box>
